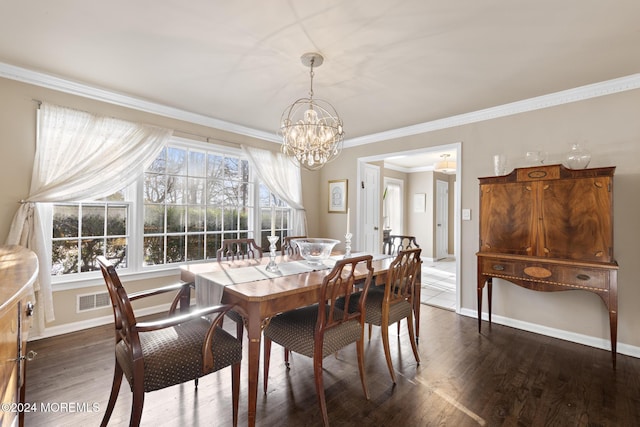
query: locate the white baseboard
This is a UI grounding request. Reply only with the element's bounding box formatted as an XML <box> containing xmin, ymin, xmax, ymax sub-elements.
<box><xmin>458</xmin><ymin>307</ymin><xmax>640</xmax><ymax>360</ymax></box>
<box><xmin>28</xmin><ymin>300</ymin><xmax>193</xmax><ymax>341</ymax></box>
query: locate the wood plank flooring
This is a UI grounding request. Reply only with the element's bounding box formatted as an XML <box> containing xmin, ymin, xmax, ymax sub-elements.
<box><xmin>24</xmin><ymin>305</ymin><xmax>640</xmax><ymax>426</ymax></box>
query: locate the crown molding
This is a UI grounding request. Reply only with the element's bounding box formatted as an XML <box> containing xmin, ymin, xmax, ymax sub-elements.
<box><xmin>2</xmin><ymin>61</ymin><xmax>638</xmax><ymax>147</ymax></box>
<box><xmin>344</xmin><ymin>73</ymin><xmax>640</xmax><ymax>148</ymax></box>
<box><xmin>0</xmin><ymin>62</ymin><xmax>281</xmax><ymax>143</ymax></box>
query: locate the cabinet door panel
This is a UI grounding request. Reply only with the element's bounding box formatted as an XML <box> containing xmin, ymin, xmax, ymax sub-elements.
<box><xmin>480</xmin><ymin>183</ymin><xmax>534</xmax><ymax>255</ymax></box>
<box><xmin>541</xmin><ymin>177</ymin><xmax>613</xmax><ymax>262</ymax></box>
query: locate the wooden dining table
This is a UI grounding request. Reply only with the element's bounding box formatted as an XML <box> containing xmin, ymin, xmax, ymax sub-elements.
<box><xmin>180</xmin><ymin>253</ymin><xmax>420</xmax><ymax>427</ymax></box>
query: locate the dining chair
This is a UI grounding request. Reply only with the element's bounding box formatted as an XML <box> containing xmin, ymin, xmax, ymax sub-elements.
<box><xmin>338</xmin><ymin>248</ymin><xmax>421</xmax><ymax>383</ymax></box>
<box><xmin>382</xmin><ymin>234</ymin><xmax>420</xmax><ymax>256</ymax></box>
<box><xmin>281</xmin><ymin>235</ymin><xmax>307</xmax><ymax>256</ymax></box>
<box><xmin>216</xmin><ymin>238</ymin><xmax>263</xmax><ymax>340</ymax></box>
<box><xmin>217</xmin><ymin>238</ymin><xmax>263</xmax><ymax>261</ymax></box>
<box><xmin>262</xmin><ymin>255</ymin><xmax>374</xmax><ymax>427</ymax></box>
<box><xmin>97</xmin><ymin>256</ymin><xmax>243</xmax><ymax>427</ymax></box>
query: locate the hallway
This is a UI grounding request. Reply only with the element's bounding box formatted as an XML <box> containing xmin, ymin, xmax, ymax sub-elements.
<box><xmin>420</xmin><ymin>257</ymin><xmax>456</xmax><ymax>310</ymax></box>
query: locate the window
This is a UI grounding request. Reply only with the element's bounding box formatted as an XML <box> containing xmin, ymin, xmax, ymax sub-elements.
<box><xmin>51</xmin><ymin>138</ymin><xmax>292</xmax><ymax>282</ymax></box>
<box><xmin>143</xmin><ymin>145</ymin><xmax>254</xmax><ymax>265</ymax></box>
<box><xmin>51</xmin><ymin>192</ymin><xmax>128</xmax><ymax>275</ymax></box>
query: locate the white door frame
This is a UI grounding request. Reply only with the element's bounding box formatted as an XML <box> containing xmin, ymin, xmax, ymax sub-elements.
<box><xmin>357</xmin><ymin>142</ymin><xmax>462</xmax><ymax>313</ymax></box>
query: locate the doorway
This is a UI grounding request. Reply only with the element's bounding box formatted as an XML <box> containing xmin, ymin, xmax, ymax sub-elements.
<box><xmin>356</xmin><ymin>142</ymin><xmax>461</xmax><ymax>313</ymax></box>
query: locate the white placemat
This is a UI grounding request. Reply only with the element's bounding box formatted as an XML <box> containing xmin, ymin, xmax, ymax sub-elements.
<box><xmin>195</xmin><ymin>260</ymin><xmax>331</xmax><ymax>306</ymax></box>
<box><xmin>195</xmin><ymin>253</ymin><xmax>393</xmax><ymax>306</ymax></box>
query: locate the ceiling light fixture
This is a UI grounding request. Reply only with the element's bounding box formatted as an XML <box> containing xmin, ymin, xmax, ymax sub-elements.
<box><xmin>279</xmin><ymin>52</ymin><xmax>344</xmax><ymax>170</ymax></box>
<box><xmin>434</xmin><ymin>154</ymin><xmax>457</xmax><ymax>173</ymax></box>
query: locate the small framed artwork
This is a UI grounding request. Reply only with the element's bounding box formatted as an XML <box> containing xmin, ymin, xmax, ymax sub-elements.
<box><xmin>328</xmin><ymin>179</ymin><xmax>348</xmax><ymax>213</ymax></box>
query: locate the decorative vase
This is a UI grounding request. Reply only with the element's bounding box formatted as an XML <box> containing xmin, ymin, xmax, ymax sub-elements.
<box><xmin>565</xmin><ymin>143</ymin><xmax>591</xmax><ymax>169</ymax></box>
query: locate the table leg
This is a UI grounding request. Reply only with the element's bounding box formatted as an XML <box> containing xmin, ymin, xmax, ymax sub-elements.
<box><xmin>245</xmin><ymin>307</ymin><xmax>262</xmax><ymax>427</ymax></box>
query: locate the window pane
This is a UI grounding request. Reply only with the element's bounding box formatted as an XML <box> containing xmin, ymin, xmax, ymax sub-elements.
<box><xmin>206</xmin><ymin>207</ymin><xmax>222</xmax><ymax>232</ymax></box>
<box><xmin>223</xmin><ymin>208</ymin><xmax>237</xmax><ymax>230</ymax></box>
<box><xmin>166</xmin><ymin>147</ymin><xmax>187</xmax><ymax>175</ymax></box>
<box><xmin>187</xmin><ymin>206</ymin><xmax>205</xmax><ymax>232</ymax></box>
<box><xmin>53</xmin><ymin>205</ymin><xmax>78</xmax><ymax>238</ymax></box>
<box><xmin>186</xmin><ymin>234</ymin><xmax>204</xmax><ymax>261</ymax></box>
<box><xmin>189</xmin><ymin>150</ymin><xmax>206</xmax><ymax>177</ymax></box>
<box><xmin>144</xmin><ymin>204</ymin><xmax>164</xmax><ymax>234</ymax></box>
<box><xmin>82</xmin><ymin>206</ymin><xmax>105</xmax><ymax>237</ymax></box>
<box><xmin>166</xmin><ymin>205</ymin><xmax>186</xmax><ymax>233</ymax></box>
<box><xmin>80</xmin><ymin>238</ymin><xmax>103</xmax><ymax>272</ymax></box>
<box><xmin>107</xmin><ymin>205</ymin><xmax>127</xmax><ymax>235</ymax></box>
<box><xmin>187</xmin><ymin>177</ymin><xmax>205</xmax><ymax>204</ymax></box>
<box><xmin>52</xmin><ymin>240</ymin><xmax>78</xmax><ymax>275</ymax></box>
<box><xmin>166</xmin><ymin>235</ymin><xmax>185</xmax><ymax>263</ymax></box>
<box><xmin>166</xmin><ymin>176</ymin><xmax>186</xmax><ymax>204</ymax></box>
<box><xmin>106</xmin><ymin>237</ymin><xmax>128</xmax><ymax>268</ymax></box>
<box><xmin>207</xmin><ymin>153</ymin><xmax>224</xmax><ymax>178</ymax></box>
<box><xmin>144</xmin><ymin>236</ymin><xmax>165</xmax><ymax>265</ymax></box>
<box><xmin>207</xmin><ymin>179</ymin><xmax>224</xmax><ymax>205</ymax></box>
<box><xmin>144</xmin><ymin>173</ymin><xmax>166</xmax><ymax>203</ymax></box>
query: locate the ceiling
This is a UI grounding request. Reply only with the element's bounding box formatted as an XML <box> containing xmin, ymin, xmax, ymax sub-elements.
<box><xmin>1</xmin><ymin>1</ymin><xmax>639</xmax><ymax>170</ymax></box>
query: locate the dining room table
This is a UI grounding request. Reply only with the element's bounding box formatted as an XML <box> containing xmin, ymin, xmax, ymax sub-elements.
<box><xmin>180</xmin><ymin>252</ymin><xmax>421</xmax><ymax>427</ymax></box>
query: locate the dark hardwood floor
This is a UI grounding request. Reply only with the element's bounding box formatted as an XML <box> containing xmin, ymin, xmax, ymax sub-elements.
<box><xmin>24</xmin><ymin>304</ymin><xmax>640</xmax><ymax>426</ymax></box>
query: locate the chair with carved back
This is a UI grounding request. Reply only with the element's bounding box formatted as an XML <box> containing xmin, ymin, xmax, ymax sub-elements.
<box><xmin>262</xmin><ymin>255</ymin><xmax>374</xmax><ymax>427</ymax></box>
<box><xmin>338</xmin><ymin>248</ymin><xmax>421</xmax><ymax>383</ymax></box>
<box><xmin>383</xmin><ymin>235</ymin><xmax>420</xmax><ymax>256</ymax></box>
<box><xmin>97</xmin><ymin>256</ymin><xmax>242</xmax><ymax>427</ymax></box>
<box><xmin>215</xmin><ymin>238</ymin><xmax>264</xmax><ymax>340</ymax></box>
<box><xmin>281</xmin><ymin>235</ymin><xmax>307</xmax><ymax>257</ymax></box>
<box><xmin>217</xmin><ymin>237</ymin><xmax>263</xmax><ymax>261</ymax></box>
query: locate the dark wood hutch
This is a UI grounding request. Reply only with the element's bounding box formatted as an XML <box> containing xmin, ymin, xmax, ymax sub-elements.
<box><xmin>476</xmin><ymin>164</ymin><xmax>618</xmax><ymax>367</ymax></box>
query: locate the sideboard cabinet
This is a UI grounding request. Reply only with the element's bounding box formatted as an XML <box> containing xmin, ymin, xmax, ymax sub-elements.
<box><xmin>476</xmin><ymin>164</ymin><xmax>619</xmax><ymax>367</ymax></box>
<box><xmin>0</xmin><ymin>245</ymin><xmax>37</xmax><ymax>427</ymax></box>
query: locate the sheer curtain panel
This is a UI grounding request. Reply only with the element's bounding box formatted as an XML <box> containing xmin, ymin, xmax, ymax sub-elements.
<box><xmin>6</xmin><ymin>102</ymin><xmax>172</xmax><ymax>334</ymax></box>
<box><xmin>242</xmin><ymin>146</ymin><xmax>307</xmax><ymax>236</ymax></box>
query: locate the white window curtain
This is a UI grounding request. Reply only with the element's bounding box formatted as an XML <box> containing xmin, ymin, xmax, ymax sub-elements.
<box><xmin>5</xmin><ymin>102</ymin><xmax>172</xmax><ymax>334</ymax></box>
<box><xmin>241</xmin><ymin>146</ymin><xmax>307</xmax><ymax>235</ymax></box>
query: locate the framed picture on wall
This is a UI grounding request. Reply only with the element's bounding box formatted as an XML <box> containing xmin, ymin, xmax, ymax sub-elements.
<box><xmin>328</xmin><ymin>179</ymin><xmax>348</xmax><ymax>213</ymax></box>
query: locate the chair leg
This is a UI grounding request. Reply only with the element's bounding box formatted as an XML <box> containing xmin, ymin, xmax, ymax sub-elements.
<box><xmin>406</xmin><ymin>313</ymin><xmax>421</xmax><ymax>364</ymax></box>
<box><xmin>381</xmin><ymin>322</ymin><xmax>397</xmax><ymax>384</ymax></box>
<box><xmin>232</xmin><ymin>361</ymin><xmax>241</xmax><ymax>427</ymax></box>
<box><xmin>130</xmin><ymin>379</ymin><xmax>145</xmax><ymax>427</ymax></box>
<box><xmin>284</xmin><ymin>347</ymin><xmax>290</xmax><ymax>368</ymax></box>
<box><xmin>356</xmin><ymin>337</ymin><xmax>370</xmax><ymax>400</ymax></box>
<box><xmin>313</xmin><ymin>354</ymin><xmax>330</xmax><ymax>427</ymax></box>
<box><xmin>100</xmin><ymin>363</ymin><xmax>124</xmax><ymax>427</ymax></box>
<box><xmin>368</xmin><ymin>323</ymin><xmax>373</xmax><ymax>341</ymax></box>
<box><xmin>236</xmin><ymin>318</ymin><xmax>244</xmax><ymax>342</ymax></box>
<box><xmin>263</xmin><ymin>337</ymin><xmax>272</xmax><ymax>393</ymax></box>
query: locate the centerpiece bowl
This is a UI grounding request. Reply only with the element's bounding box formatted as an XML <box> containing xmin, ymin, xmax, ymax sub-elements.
<box><xmin>293</xmin><ymin>238</ymin><xmax>340</xmax><ymax>266</ymax></box>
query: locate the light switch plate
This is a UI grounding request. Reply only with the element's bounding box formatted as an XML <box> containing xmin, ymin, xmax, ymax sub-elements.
<box><xmin>462</xmin><ymin>209</ymin><xmax>471</xmax><ymax>220</ymax></box>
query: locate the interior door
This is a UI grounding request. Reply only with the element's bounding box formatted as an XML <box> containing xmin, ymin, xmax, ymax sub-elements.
<box><xmin>436</xmin><ymin>179</ymin><xmax>449</xmax><ymax>259</ymax></box>
<box><xmin>360</xmin><ymin>163</ymin><xmax>380</xmax><ymax>253</ymax></box>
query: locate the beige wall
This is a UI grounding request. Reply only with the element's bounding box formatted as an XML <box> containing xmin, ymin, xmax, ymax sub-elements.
<box><xmin>318</xmin><ymin>88</ymin><xmax>640</xmax><ymax>352</ymax></box>
<box><xmin>2</xmin><ymin>76</ymin><xmax>639</xmax><ymax>355</ymax></box>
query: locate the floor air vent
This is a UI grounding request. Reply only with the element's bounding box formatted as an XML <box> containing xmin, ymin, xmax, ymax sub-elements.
<box><xmin>77</xmin><ymin>291</ymin><xmax>111</xmax><ymax>312</ymax></box>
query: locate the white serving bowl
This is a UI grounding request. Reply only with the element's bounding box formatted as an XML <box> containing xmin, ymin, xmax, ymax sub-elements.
<box><xmin>294</xmin><ymin>238</ymin><xmax>340</xmax><ymax>266</ymax></box>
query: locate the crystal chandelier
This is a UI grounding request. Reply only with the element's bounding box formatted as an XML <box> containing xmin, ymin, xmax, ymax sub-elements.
<box><xmin>279</xmin><ymin>52</ymin><xmax>344</xmax><ymax>170</ymax></box>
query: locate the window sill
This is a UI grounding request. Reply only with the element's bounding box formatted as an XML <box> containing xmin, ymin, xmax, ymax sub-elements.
<box><xmin>52</xmin><ymin>266</ymin><xmax>183</xmax><ymax>291</ymax></box>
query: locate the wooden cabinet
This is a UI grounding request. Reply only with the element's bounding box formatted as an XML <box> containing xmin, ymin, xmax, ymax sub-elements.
<box><xmin>476</xmin><ymin>164</ymin><xmax>619</xmax><ymax>367</ymax></box>
<box><xmin>0</xmin><ymin>246</ymin><xmax>37</xmax><ymax>427</ymax></box>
